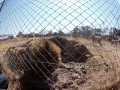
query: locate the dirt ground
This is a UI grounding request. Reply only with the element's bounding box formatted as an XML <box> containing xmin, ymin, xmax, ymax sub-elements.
<box><xmin>0</xmin><ymin>37</ymin><xmax>120</xmax><ymax>90</ymax></box>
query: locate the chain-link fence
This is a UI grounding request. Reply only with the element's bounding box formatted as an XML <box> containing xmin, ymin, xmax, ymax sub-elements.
<box><xmin>0</xmin><ymin>0</ymin><xmax>120</xmax><ymax>90</ymax></box>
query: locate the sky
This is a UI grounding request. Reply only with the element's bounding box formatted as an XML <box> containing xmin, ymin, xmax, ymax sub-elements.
<box><xmin>0</xmin><ymin>0</ymin><xmax>3</xmax><ymax>2</ymax></box>
<box><xmin>0</xmin><ymin>0</ymin><xmax>120</xmax><ymax>36</ymax></box>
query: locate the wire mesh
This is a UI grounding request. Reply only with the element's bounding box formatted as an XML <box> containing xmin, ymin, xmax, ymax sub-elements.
<box><xmin>0</xmin><ymin>0</ymin><xmax>120</xmax><ymax>90</ymax></box>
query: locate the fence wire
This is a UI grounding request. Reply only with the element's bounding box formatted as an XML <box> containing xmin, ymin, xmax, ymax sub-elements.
<box><xmin>0</xmin><ymin>0</ymin><xmax>120</xmax><ymax>90</ymax></box>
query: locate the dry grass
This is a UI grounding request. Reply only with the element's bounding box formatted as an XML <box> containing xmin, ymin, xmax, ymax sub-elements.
<box><xmin>0</xmin><ymin>37</ymin><xmax>120</xmax><ymax>90</ymax></box>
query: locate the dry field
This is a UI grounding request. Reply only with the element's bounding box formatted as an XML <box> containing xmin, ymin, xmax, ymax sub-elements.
<box><xmin>0</xmin><ymin>37</ymin><xmax>120</xmax><ymax>90</ymax></box>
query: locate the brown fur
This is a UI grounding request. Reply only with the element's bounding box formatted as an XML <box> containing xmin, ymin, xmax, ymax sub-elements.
<box><xmin>5</xmin><ymin>38</ymin><xmax>61</xmax><ymax>90</ymax></box>
<box><xmin>50</xmin><ymin>37</ymin><xmax>93</xmax><ymax>63</ymax></box>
